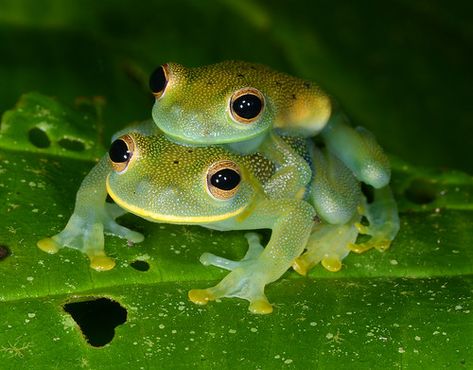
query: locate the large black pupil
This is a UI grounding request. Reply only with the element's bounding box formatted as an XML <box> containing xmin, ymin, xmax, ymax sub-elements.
<box><xmin>149</xmin><ymin>66</ymin><xmax>167</xmax><ymax>94</ymax></box>
<box><xmin>109</xmin><ymin>139</ymin><xmax>131</xmax><ymax>163</ymax></box>
<box><xmin>211</xmin><ymin>169</ymin><xmax>240</xmax><ymax>191</ymax></box>
<box><xmin>232</xmin><ymin>93</ymin><xmax>262</xmax><ymax>119</ymax></box>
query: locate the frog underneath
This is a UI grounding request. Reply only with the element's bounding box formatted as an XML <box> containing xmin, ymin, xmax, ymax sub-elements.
<box><xmin>38</xmin><ymin>121</ymin><xmax>398</xmax><ymax>314</ymax></box>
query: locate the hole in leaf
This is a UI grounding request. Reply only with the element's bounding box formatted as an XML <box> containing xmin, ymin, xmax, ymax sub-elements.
<box><xmin>405</xmin><ymin>178</ymin><xmax>436</xmax><ymax>205</ymax></box>
<box><xmin>64</xmin><ymin>297</ymin><xmax>127</xmax><ymax>347</ymax></box>
<box><xmin>0</xmin><ymin>245</ymin><xmax>10</xmax><ymax>260</ymax></box>
<box><xmin>28</xmin><ymin>127</ymin><xmax>51</xmax><ymax>148</ymax></box>
<box><xmin>130</xmin><ymin>260</ymin><xmax>150</xmax><ymax>272</ymax></box>
<box><xmin>58</xmin><ymin>138</ymin><xmax>85</xmax><ymax>151</ymax></box>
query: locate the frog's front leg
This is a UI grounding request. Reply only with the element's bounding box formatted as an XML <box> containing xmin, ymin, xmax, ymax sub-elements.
<box><xmin>199</xmin><ymin>232</ymin><xmax>264</xmax><ymax>271</ymax></box>
<box><xmin>259</xmin><ymin>134</ymin><xmax>311</xmax><ymax>199</ymax></box>
<box><xmin>37</xmin><ymin>155</ymin><xmax>144</xmax><ymax>271</ymax></box>
<box><xmin>322</xmin><ymin>111</ymin><xmax>391</xmax><ymax>189</ymax></box>
<box><xmin>189</xmin><ymin>199</ymin><xmax>315</xmax><ymax>314</ymax></box>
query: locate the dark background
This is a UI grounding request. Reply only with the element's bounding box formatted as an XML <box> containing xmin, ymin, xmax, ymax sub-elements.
<box><xmin>1</xmin><ymin>0</ymin><xmax>471</xmax><ymax>172</ymax></box>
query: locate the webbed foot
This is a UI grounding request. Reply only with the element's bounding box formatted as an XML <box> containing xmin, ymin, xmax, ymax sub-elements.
<box><xmin>293</xmin><ymin>219</ymin><xmax>359</xmax><ymax>275</ymax></box>
<box><xmin>188</xmin><ymin>233</ymin><xmax>274</xmax><ymax>314</ymax></box>
<box><xmin>37</xmin><ymin>204</ymin><xmax>143</xmax><ymax>271</ymax></box>
<box><xmin>350</xmin><ymin>186</ymin><xmax>399</xmax><ymax>254</ymax></box>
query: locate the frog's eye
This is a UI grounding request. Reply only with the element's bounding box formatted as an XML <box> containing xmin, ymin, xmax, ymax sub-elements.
<box><xmin>206</xmin><ymin>160</ymin><xmax>241</xmax><ymax>200</ymax></box>
<box><xmin>109</xmin><ymin>135</ymin><xmax>135</xmax><ymax>172</ymax></box>
<box><xmin>230</xmin><ymin>88</ymin><xmax>265</xmax><ymax>124</ymax></box>
<box><xmin>149</xmin><ymin>64</ymin><xmax>169</xmax><ymax>99</ymax></box>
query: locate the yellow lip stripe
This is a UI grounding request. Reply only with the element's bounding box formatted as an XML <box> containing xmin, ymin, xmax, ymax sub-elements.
<box><xmin>106</xmin><ymin>177</ymin><xmax>246</xmax><ymax>224</ymax></box>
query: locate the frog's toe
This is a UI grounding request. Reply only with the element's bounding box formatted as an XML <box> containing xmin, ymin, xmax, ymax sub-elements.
<box><xmin>188</xmin><ymin>289</ymin><xmax>216</xmax><ymax>306</ymax></box>
<box><xmin>292</xmin><ymin>256</ymin><xmax>310</xmax><ymax>276</ymax></box>
<box><xmin>199</xmin><ymin>232</ymin><xmax>264</xmax><ymax>271</ymax></box>
<box><xmin>37</xmin><ymin>237</ymin><xmax>61</xmax><ymax>254</ymax></box>
<box><xmin>350</xmin><ymin>238</ymin><xmax>391</xmax><ymax>254</ymax></box>
<box><xmin>89</xmin><ymin>255</ymin><xmax>116</xmax><ymax>271</ymax></box>
<box><xmin>199</xmin><ymin>253</ymin><xmax>239</xmax><ymax>270</ymax></box>
<box><xmin>321</xmin><ymin>255</ymin><xmax>343</xmax><ymax>272</ymax></box>
<box><xmin>249</xmin><ymin>298</ymin><xmax>273</xmax><ymax>315</ymax></box>
<box><xmin>104</xmin><ymin>222</ymin><xmax>144</xmax><ymax>244</ymax></box>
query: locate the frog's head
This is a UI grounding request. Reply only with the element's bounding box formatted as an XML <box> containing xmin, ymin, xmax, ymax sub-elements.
<box><xmin>149</xmin><ymin>62</ymin><xmax>272</xmax><ymax>145</ymax></box>
<box><xmin>149</xmin><ymin>61</ymin><xmax>332</xmax><ymax>145</ymax></box>
<box><xmin>106</xmin><ymin>131</ymin><xmax>259</xmax><ymax>224</ymax></box>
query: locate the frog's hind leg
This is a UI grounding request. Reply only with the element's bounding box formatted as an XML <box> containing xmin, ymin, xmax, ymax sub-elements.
<box><xmin>350</xmin><ymin>185</ymin><xmax>400</xmax><ymax>253</ymax></box>
<box><xmin>321</xmin><ymin>111</ymin><xmax>391</xmax><ymax>189</ymax></box>
<box><xmin>293</xmin><ymin>215</ymin><xmax>360</xmax><ymax>275</ymax></box>
<box><xmin>311</xmin><ymin>146</ymin><xmax>362</xmax><ymax>224</ymax></box>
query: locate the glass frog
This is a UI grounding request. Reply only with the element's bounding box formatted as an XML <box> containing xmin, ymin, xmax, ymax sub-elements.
<box><xmin>149</xmin><ymin>61</ymin><xmax>392</xmax><ymax>224</ymax></box>
<box><xmin>37</xmin><ymin>121</ymin><xmax>399</xmax><ymax>314</ymax></box>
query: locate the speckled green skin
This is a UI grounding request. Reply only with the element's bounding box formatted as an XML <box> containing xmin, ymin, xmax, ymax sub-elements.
<box><xmin>37</xmin><ymin>121</ymin><xmax>399</xmax><ymax>314</ymax></box>
<box><xmin>152</xmin><ymin>61</ymin><xmax>392</xmax><ymax>224</ymax></box>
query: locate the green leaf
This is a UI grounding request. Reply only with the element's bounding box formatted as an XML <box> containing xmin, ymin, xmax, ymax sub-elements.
<box><xmin>1</xmin><ymin>1</ymin><xmax>472</xmax><ymax>368</ymax></box>
<box><xmin>0</xmin><ymin>93</ymin><xmax>472</xmax><ymax>369</ymax></box>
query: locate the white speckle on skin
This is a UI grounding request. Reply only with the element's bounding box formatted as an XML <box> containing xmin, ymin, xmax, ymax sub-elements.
<box><xmin>398</xmin><ymin>347</ymin><xmax>405</xmax><ymax>353</ymax></box>
<box><xmin>390</xmin><ymin>259</ymin><xmax>398</xmax><ymax>265</ymax></box>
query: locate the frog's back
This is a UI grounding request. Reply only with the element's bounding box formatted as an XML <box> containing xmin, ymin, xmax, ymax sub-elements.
<box><xmin>168</xmin><ymin>61</ymin><xmax>333</xmax><ymax>137</ymax></box>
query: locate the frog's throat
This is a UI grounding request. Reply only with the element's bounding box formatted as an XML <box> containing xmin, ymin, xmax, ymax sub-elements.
<box><xmin>106</xmin><ymin>178</ymin><xmax>248</xmax><ymax>224</ymax></box>
<box><xmin>158</xmin><ymin>124</ymin><xmax>269</xmax><ymax>146</ymax></box>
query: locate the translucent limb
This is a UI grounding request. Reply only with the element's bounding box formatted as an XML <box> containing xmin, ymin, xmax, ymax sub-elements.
<box><xmin>350</xmin><ymin>185</ymin><xmax>399</xmax><ymax>253</ymax></box>
<box><xmin>259</xmin><ymin>134</ymin><xmax>312</xmax><ymax>199</ymax></box>
<box><xmin>37</xmin><ymin>155</ymin><xmax>144</xmax><ymax>271</ymax></box>
<box><xmin>293</xmin><ymin>214</ymin><xmax>361</xmax><ymax>276</ymax></box>
<box><xmin>189</xmin><ymin>200</ymin><xmax>315</xmax><ymax>314</ymax></box>
<box><xmin>311</xmin><ymin>147</ymin><xmax>362</xmax><ymax>224</ymax></box>
<box><xmin>199</xmin><ymin>232</ymin><xmax>264</xmax><ymax>271</ymax></box>
<box><xmin>321</xmin><ymin>111</ymin><xmax>391</xmax><ymax>189</ymax></box>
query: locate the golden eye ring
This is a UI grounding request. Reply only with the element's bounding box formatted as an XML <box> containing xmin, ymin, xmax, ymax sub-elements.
<box><xmin>149</xmin><ymin>63</ymin><xmax>170</xmax><ymax>99</ymax></box>
<box><xmin>109</xmin><ymin>134</ymin><xmax>135</xmax><ymax>173</ymax></box>
<box><xmin>206</xmin><ymin>160</ymin><xmax>241</xmax><ymax>200</ymax></box>
<box><xmin>229</xmin><ymin>87</ymin><xmax>265</xmax><ymax>124</ymax></box>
